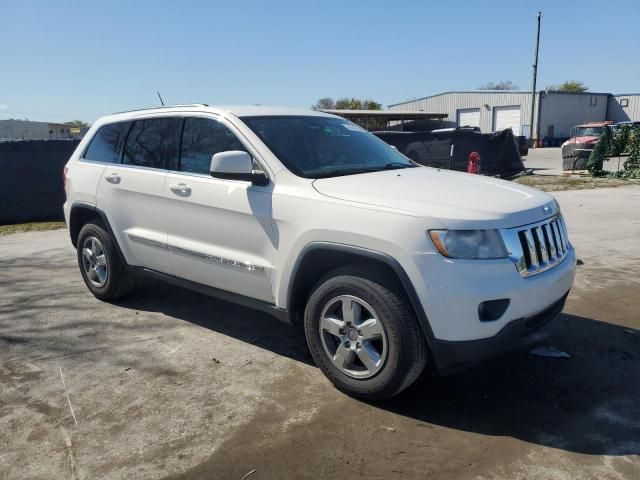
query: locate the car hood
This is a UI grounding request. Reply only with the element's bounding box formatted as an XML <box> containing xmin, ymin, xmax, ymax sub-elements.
<box><xmin>312</xmin><ymin>167</ymin><xmax>556</xmax><ymax>229</ymax></box>
<box><xmin>563</xmin><ymin>135</ymin><xmax>599</xmax><ymax>147</ymax></box>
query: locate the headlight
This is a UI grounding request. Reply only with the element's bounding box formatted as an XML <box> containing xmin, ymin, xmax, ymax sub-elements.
<box><xmin>428</xmin><ymin>230</ymin><xmax>507</xmax><ymax>259</ymax></box>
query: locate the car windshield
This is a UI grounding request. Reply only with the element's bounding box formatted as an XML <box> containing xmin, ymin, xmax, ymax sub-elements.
<box><xmin>241</xmin><ymin>116</ymin><xmax>415</xmax><ymax>178</ymax></box>
<box><xmin>574</xmin><ymin>127</ymin><xmax>603</xmax><ymax>137</ymax></box>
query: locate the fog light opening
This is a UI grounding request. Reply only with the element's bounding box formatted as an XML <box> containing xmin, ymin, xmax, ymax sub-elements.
<box><xmin>478</xmin><ymin>299</ymin><xmax>510</xmax><ymax>322</ymax></box>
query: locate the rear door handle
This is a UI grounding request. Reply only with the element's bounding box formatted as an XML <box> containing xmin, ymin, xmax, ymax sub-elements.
<box><xmin>169</xmin><ymin>183</ymin><xmax>192</xmax><ymax>196</ymax></box>
<box><xmin>105</xmin><ymin>173</ymin><xmax>121</xmax><ymax>184</ymax></box>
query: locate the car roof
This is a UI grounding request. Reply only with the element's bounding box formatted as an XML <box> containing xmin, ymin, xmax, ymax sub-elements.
<box><xmin>99</xmin><ymin>104</ymin><xmax>336</xmax><ymax>124</ymax></box>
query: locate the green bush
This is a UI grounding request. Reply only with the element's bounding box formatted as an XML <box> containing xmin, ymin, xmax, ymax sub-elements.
<box><xmin>590</xmin><ymin>125</ymin><xmax>640</xmax><ymax>177</ymax></box>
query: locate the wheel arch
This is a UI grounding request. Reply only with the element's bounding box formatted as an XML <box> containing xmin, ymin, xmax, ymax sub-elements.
<box><xmin>286</xmin><ymin>242</ymin><xmax>435</xmax><ymax>346</ymax></box>
<box><xmin>69</xmin><ymin>202</ymin><xmax>127</xmax><ymax>264</ymax></box>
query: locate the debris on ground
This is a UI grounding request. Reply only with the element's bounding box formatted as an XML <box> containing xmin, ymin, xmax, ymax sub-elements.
<box><xmin>241</xmin><ymin>468</ymin><xmax>257</xmax><ymax>480</ymax></box>
<box><xmin>530</xmin><ymin>346</ymin><xmax>571</xmax><ymax>359</ymax></box>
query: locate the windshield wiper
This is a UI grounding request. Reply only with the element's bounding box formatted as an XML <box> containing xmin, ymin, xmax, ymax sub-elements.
<box><xmin>379</xmin><ymin>162</ymin><xmax>414</xmax><ymax>170</ymax></box>
<box><xmin>313</xmin><ymin>167</ymin><xmax>375</xmax><ymax>178</ymax></box>
<box><xmin>312</xmin><ymin>163</ymin><xmax>414</xmax><ymax>178</ymax></box>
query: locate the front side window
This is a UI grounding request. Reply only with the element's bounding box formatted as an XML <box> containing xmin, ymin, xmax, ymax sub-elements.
<box><xmin>83</xmin><ymin>122</ymin><xmax>130</xmax><ymax>163</ymax></box>
<box><xmin>180</xmin><ymin>117</ymin><xmax>247</xmax><ymax>174</ymax></box>
<box><xmin>241</xmin><ymin>116</ymin><xmax>414</xmax><ymax>178</ymax></box>
<box><xmin>123</xmin><ymin>117</ymin><xmax>181</xmax><ymax>169</ymax></box>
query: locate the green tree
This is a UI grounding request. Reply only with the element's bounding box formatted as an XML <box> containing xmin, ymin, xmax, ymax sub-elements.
<box><xmin>477</xmin><ymin>81</ymin><xmax>518</xmax><ymax>90</ymax></box>
<box><xmin>332</xmin><ymin>97</ymin><xmax>382</xmax><ymax>110</ymax></box>
<box><xmin>546</xmin><ymin>81</ymin><xmax>588</xmax><ymax>92</ymax></box>
<box><xmin>312</xmin><ymin>97</ymin><xmax>335</xmax><ymax>110</ymax></box>
<box><xmin>587</xmin><ymin>126</ymin><xmax>612</xmax><ymax>175</ymax></box>
<box><xmin>64</xmin><ymin>120</ymin><xmax>90</xmax><ymax>128</ymax></box>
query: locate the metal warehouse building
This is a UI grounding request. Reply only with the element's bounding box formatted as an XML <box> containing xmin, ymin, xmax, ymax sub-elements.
<box><xmin>607</xmin><ymin>94</ymin><xmax>640</xmax><ymax>123</ymax></box>
<box><xmin>389</xmin><ymin>91</ymin><xmax>640</xmax><ymax>143</ymax></box>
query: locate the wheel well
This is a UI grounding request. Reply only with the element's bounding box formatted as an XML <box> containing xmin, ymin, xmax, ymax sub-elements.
<box><xmin>287</xmin><ymin>248</ymin><xmax>408</xmax><ymax>325</ymax></box>
<box><xmin>69</xmin><ymin>206</ymin><xmax>102</xmax><ymax>247</ymax></box>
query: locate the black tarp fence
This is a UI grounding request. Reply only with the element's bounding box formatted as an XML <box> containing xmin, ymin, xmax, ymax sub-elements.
<box><xmin>374</xmin><ymin>129</ymin><xmax>525</xmax><ymax>178</ymax></box>
<box><xmin>0</xmin><ymin>140</ymin><xmax>79</xmax><ymax>225</ymax></box>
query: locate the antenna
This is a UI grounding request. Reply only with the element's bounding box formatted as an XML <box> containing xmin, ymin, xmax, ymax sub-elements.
<box><xmin>156</xmin><ymin>91</ymin><xmax>165</xmax><ymax>106</ymax></box>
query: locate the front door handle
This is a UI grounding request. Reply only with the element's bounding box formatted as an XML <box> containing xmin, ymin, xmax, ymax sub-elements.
<box><xmin>169</xmin><ymin>183</ymin><xmax>192</xmax><ymax>196</ymax></box>
<box><xmin>105</xmin><ymin>173</ymin><xmax>121</xmax><ymax>184</ymax></box>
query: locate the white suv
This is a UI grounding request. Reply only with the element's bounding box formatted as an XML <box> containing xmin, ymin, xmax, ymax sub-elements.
<box><xmin>64</xmin><ymin>105</ymin><xmax>576</xmax><ymax>399</ymax></box>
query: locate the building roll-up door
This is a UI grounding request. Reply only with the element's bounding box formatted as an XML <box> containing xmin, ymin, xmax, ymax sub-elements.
<box><xmin>493</xmin><ymin>106</ymin><xmax>521</xmax><ymax>135</ymax></box>
<box><xmin>457</xmin><ymin>108</ymin><xmax>480</xmax><ymax>128</ymax></box>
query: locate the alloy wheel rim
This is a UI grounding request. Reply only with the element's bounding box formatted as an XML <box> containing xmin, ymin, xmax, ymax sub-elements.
<box><xmin>319</xmin><ymin>295</ymin><xmax>388</xmax><ymax>379</ymax></box>
<box><xmin>82</xmin><ymin>236</ymin><xmax>108</xmax><ymax>288</ymax></box>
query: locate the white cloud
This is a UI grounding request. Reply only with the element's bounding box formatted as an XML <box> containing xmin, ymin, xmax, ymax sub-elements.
<box><xmin>0</xmin><ymin>104</ymin><xmax>7</xmax><ymax>109</ymax></box>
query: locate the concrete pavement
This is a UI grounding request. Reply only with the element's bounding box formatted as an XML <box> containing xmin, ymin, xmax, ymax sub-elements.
<box><xmin>1</xmin><ymin>186</ymin><xmax>639</xmax><ymax>479</ymax></box>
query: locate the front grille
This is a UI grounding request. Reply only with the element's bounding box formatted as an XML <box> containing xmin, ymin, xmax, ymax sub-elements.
<box><xmin>501</xmin><ymin>214</ymin><xmax>570</xmax><ymax>277</ymax></box>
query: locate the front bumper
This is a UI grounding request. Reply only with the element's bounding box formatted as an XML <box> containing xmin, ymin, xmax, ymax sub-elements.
<box><xmin>430</xmin><ymin>291</ymin><xmax>569</xmax><ymax>374</ymax></box>
<box><xmin>402</xmin><ymin>243</ymin><xmax>576</xmax><ymax>373</ymax></box>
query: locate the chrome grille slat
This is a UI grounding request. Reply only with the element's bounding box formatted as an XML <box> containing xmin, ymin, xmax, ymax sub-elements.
<box><xmin>550</xmin><ymin>220</ymin><xmax>563</xmax><ymax>254</ymax></box>
<box><xmin>522</xmin><ymin>230</ymin><xmax>539</xmax><ymax>268</ymax></box>
<box><xmin>559</xmin><ymin>217</ymin><xmax>569</xmax><ymax>252</ymax></box>
<box><xmin>534</xmin><ymin>227</ymin><xmax>549</xmax><ymax>264</ymax></box>
<box><xmin>557</xmin><ymin>217</ymin><xmax>567</xmax><ymax>252</ymax></box>
<box><xmin>543</xmin><ymin>223</ymin><xmax>557</xmax><ymax>260</ymax></box>
<box><xmin>501</xmin><ymin>214</ymin><xmax>570</xmax><ymax>278</ymax></box>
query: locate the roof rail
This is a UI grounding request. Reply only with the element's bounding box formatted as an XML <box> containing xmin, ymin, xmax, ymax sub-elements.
<box><xmin>112</xmin><ymin>103</ymin><xmax>210</xmax><ymax>115</ymax></box>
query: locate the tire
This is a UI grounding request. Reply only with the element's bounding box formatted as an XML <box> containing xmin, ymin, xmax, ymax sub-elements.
<box><xmin>76</xmin><ymin>221</ymin><xmax>136</xmax><ymax>301</ymax></box>
<box><xmin>562</xmin><ymin>144</ymin><xmax>589</xmax><ymax>170</ymax></box>
<box><xmin>304</xmin><ymin>265</ymin><xmax>428</xmax><ymax>401</ymax></box>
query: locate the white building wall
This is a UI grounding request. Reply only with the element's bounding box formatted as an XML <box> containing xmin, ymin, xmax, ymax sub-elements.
<box><xmin>607</xmin><ymin>94</ymin><xmax>640</xmax><ymax>122</ymax></box>
<box><xmin>538</xmin><ymin>92</ymin><xmax>609</xmax><ymax>139</ymax></box>
<box><xmin>0</xmin><ymin>120</ymin><xmax>49</xmax><ymax>141</ymax></box>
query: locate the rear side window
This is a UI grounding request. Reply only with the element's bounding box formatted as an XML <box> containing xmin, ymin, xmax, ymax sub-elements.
<box><xmin>123</xmin><ymin>117</ymin><xmax>181</xmax><ymax>169</ymax></box>
<box><xmin>83</xmin><ymin>122</ymin><xmax>130</xmax><ymax>163</ymax></box>
<box><xmin>180</xmin><ymin>117</ymin><xmax>247</xmax><ymax>174</ymax></box>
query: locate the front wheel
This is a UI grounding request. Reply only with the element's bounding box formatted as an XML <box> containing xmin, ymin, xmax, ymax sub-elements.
<box><xmin>304</xmin><ymin>265</ymin><xmax>428</xmax><ymax>400</ymax></box>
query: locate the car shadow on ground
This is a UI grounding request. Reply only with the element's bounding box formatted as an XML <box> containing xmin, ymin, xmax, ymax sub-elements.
<box><xmin>115</xmin><ymin>278</ymin><xmax>315</xmax><ymax>366</ymax></box>
<box><xmin>119</xmin><ymin>280</ymin><xmax>640</xmax><ymax>457</ymax></box>
<box><xmin>382</xmin><ymin>312</ymin><xmax>640</xmax><ymax>456</ymax></box>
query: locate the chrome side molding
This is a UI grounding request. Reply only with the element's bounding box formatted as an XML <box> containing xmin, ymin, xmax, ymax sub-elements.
<box><xmin>127</xmin><ymin>233</ymin><xmax>264</xmax><ymax>274</ymax></box>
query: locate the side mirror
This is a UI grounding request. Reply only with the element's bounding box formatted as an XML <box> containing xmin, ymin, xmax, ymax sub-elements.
<box><xmin>210</xmin><ymin>151</ymin><xmax>269</xmax><ymax>186</ymax></box>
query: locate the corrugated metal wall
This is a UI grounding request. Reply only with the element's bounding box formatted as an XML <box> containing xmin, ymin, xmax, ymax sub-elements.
<box><xmin>389</xmin><ymin>91</ymin><xmax>621</xmax><ymax>139</ymax></box>
<box><xmin>607</xmin><ymin>94</ymin><xmax>640</xmax><ymax>122</ymax></box>
<box><xmin>538</xmin><ymin>92</ymin><xmax>609</xmax><ymax>138</ymax></box>
<box><xmin>389</xmin><ymin>91</ymin><xmax>538</xmax><ymax>137</ymax></box>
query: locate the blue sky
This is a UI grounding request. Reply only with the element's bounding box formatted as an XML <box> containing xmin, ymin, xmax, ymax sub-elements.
<box><xmin>1</xmin><ymin>0</ymin><xmax>639</xmax><ymax>123</ymax></box>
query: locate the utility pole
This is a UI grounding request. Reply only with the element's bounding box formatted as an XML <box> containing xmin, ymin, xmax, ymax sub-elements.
<box><xmin>529</xmin><ymin>11</ymin><xmax>541</xmax><ymax>147</ymax></box>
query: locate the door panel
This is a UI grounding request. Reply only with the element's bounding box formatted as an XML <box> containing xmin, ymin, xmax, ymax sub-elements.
<box><xmin>97</xmin><ymin>166</ymin><xmax>169</xmax><ymax>272</ymax></box>
<box><xmin>164</xmin><ymin>116</ymin><xmax>275</xmax><ymax>303</ymax></box>
<box><xmin>164</xmin><ymin>173</ymin><xmax>275</xmax><ymax>302</ymax></box>
<box><xmin>96</xmin><ymin>116</ymin><xmax>181</xmax><ymax>272</ymax></box>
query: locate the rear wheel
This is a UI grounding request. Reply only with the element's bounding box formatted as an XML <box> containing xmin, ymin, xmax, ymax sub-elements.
<box><xmin>77</xmin><ymin>221</ymin><xmax>136</xmax><ymax>301</ymax></box>
<box><xmin>304</xmin><ymin>265</ymin><xmax>428</xmax><ymax>400</ymax></box>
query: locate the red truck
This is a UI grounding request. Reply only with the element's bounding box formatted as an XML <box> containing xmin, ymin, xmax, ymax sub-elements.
<box><xmin>561</xmin><ymin>121</ymin><xmax>614</xmax><ymax>170</ymax></box>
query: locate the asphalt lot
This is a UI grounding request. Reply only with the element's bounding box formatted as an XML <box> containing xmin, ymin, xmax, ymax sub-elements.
<box><xmin>2</xmin><ymin>186</ymin><xmax>640</xmax><ymax>480</ymax></box>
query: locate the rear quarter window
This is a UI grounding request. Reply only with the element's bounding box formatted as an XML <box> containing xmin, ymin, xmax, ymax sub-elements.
<box><xmin>83</xmin><ymin>122</ymin><xmax>130</xmax><ymax>163</ymax></box>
